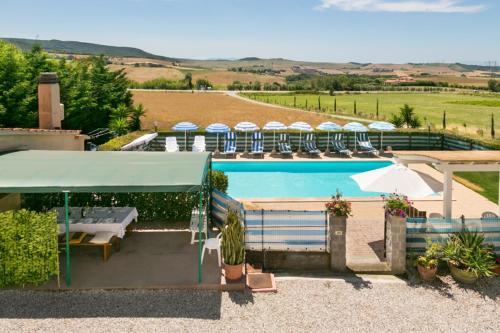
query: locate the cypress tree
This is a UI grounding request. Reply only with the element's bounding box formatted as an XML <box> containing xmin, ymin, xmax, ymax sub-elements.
<box><xmin>305</xmin><ymin>99</ymin><xmax>308</xmax><ymax>109</ymax></box>
<box><xmin>354</xmin><ymin>100</ymin><xmax>357</xmax><ymax>115</ymax></box>
<box><xmin>318</xmin><ymin>95</ymin><xmax>321</xmax><ymax>111</ymax></box>
<box><xmin>443</xmin><ymin>110</ymin><xmax>446</xmax><ymax>129</ymax></box>
<box><xmin>294</xmin><ymin>96</ymin><xmax>296</xmax><ymax>107</ymax></box>
<box><xmin>334</xmin><ymin>98</ymin><xmax>337</xmax><ymax>112</ymax></box>
<box><xmin>376</xmin><ymin>99</ymin><xmax>379</xmax><ymax>119</ymax></box>
<box><xmin>492</xmin><ymin>113</ymin><xmax>495</xmax><ymax>138</ymax></box>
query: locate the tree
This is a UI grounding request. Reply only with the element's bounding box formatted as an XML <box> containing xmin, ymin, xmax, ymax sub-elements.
<box><xmin>488</xmin><ymin>79</ymin><xmax>498</xmax><ymax>92</ymax></box>
<box><xmin>195</xmin><ymin>79</ymin><xmax>212</xmax><ymax>90</ymax></box>
<box><xmin>184</xmin><ymin>73</ymin><xmax>193</xmax><ymax>89</ymax></box>
<box><xmin>334</xmin><ymin>98</ymin><xmax>337</xmax><ymax>112</ymax></box>
<box><xmin>492</xmin><ymin>113</ymin><xmax>496</xmax><ymax>138</ymax></box>
<box><xmin>293</xmin><ymin>96</ymin><xmax>296</xmax><ymax>107</ymax></box>
<box><xmin>353</xmin><ymin>100</ymin><xmax>357</xmax><ymax>115</ymax></box>
<box><xmin>442</xmin><ymin>110</ymin><xmax>446</xmax><ymax>129</ymax></box>
<box><xmin>390</xmin><ymin>104</ymin><xmax>422</xmax><ymax>128</ymax></box>
<box><xmin>129</xmin><ymin>104</ymin><xmax>146</xmax><ymax>131</ymax></box>
<box><xmin>109</xmin><ymin>117</ymin><xmax>129</xmax><ymax>136</ymax></box>
<box><xmin>318</xmin><ymin>95</ymin><xmax>321</xmax><ymax>110</ymax></box>
<box><xmin>376</xmin><ymin>99</ymin><xmax>379</xmax><ymax>119</ymax></box>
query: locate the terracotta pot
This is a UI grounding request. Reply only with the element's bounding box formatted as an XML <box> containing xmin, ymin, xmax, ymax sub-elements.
<box><xmin>417</xmin><ymin>264</ymin><xmax>437</xmax><ymax>281</ymax></box>
<box><xmin>224</xmin><ymin>263</ymin><xmax>244</xmax><ymax>281</ymax></box>
<box><xmin>493</xmin><ymin>265</ymin><xmax>500</xmax><ymax>276</ymax></box>
<box><xmin>449</xmin><ymin>263</ymin><xmax>478</xmax><ymax>284</ymax></box>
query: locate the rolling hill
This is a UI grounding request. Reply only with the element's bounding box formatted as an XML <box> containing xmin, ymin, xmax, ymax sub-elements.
<box><xmin>0</xmin><ymin>37</ymin><xmax>177</xmax><ymax>61</ymax></box>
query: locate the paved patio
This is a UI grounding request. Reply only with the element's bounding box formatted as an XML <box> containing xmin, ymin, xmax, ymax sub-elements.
<box><xmin>42</xmin><ymin>231</ymin><xmax>222</xmax><ymax>289</ymax></box>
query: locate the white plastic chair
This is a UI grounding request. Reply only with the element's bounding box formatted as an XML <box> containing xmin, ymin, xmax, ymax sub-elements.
<box><xmin>165</xmin><ymin>137</ymin><xmax>179</xmax><ymax>152</ymax></box>
<box><xmin>190</xmin><ymin>208</ymin><xmax>207</xmax><ymax>244</ymax></box>
<box><xmin>201</xmin><ymin>233</ymin><xmax>222</xmax><ymax>267</ymax></box>
<box><xmin>192</xmin><ymin>135</ymin><xmax>206</xmax><ymax>152</ymax></box>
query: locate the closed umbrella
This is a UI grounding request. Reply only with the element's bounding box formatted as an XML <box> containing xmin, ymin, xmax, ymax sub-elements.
<box><xmin>206</xmin><ymin>123</ymin><xmax>230</xmax><ymax>154</ymax></box>
<box><xmin>289</xmin><ymin>121</ymin><xmax>313</xmax><ymax>153</ymax></box>
<box><xmin>368</xmin><ymin>121</ymin><xmax>396</xmax><ymax>153</ymax></box>
<box><xmin>172</xmin><ymin>122</ymin><xmax>199</xmax><ymax>151</ymax></box>
<box><xmin>263</xmin><ymin>121</ymin><xmax>287</xmax><ymax>153</ymax></box>
<box><xmin>316</xmin><ymin>122</ymin><xmax>342</xmax><ymax>154</ymax></box>
<box><xmin>234</xmin><ymin>122</ymin><xmax>259</xmax><ymax>153</ymax></box>
<box><xmin>343</xmin><ymin>122</ymin><xmax>368</xmax><ymax>152</ymax></box>
<box><xmin>351</xmin><ymin>164</ymin><xmax>434</xmax><ymax>198</ymax></box>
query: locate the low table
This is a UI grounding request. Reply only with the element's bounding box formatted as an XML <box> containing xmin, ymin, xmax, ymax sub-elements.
<box><xmin>58</xmin><ymin>234</ymin><xmax>121</xmax><ymax>262</ymax></box>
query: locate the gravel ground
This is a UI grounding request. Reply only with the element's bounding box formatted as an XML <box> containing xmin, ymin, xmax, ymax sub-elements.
<box><xmin>0</xmin><ymin>275</ymin><xmax>498</xmax><ymax>333</ymax></box>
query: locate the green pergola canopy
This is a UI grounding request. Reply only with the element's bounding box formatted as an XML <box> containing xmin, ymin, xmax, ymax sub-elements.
<box><xmin>0</xmin><ymin>150</ymin><xmax>211</xmax><ymax>193</ymax></box>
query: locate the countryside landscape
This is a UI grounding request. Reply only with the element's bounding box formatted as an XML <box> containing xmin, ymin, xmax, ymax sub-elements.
<box><xmin>1</xmin><ymin>0</ymin><xmax>500</xmax><ymax>332</ymax></box>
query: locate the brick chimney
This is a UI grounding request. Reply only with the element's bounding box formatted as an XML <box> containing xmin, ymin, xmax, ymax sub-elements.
<box><xmin>38</xmin><ymin>72</ymin><xmax>64</xmax><ymax>129</ymax></box>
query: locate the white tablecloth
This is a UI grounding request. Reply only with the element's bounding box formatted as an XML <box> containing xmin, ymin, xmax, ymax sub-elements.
<box><xmin>54</xmin><ymin>207</ymin><xmax>138</xmax><ymax>238</ymax></box>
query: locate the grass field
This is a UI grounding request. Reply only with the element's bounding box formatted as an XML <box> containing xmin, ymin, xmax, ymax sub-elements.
<box><xmin>455</xmin><ymin>172</ymin><xmax>499</xmax><ymax>203</ymax></box>
<box><xmin>246</xmin><ymin>92</ymin><xmax>500</xmax><ymax>134</ymax></box>
<box><xmin>108</xmin><ymin>64</ymin><xmax>185</xmax><ymax>82</ymax></box>
<box><xmin>132</xmin><ymin>91</ymin><xmax>335</xmax><ymax>130</ymax></box>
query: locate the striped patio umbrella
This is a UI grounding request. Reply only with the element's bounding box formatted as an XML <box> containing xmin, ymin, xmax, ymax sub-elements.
<box><xmin>369</xmin><ymin>121</ymin><xmax>396</xmax><ymax>152</ymax></box>
<box><xmin>343</xmin><ymin>122</ymin><xmax>368</xmax><ymax>151</ymax></box>
<box><xmin>206</xmin><ymin>123</ymin><xmax>230</xmax><ymax>153</ymax></box>
<box><xmin>316</xmin><ymin>122</ymin><xmax>342</xmax><ymax>152</ymax></box>
<box><xmin>289</xmin><ymin>121</ymin><xmax>313</xmax><ymax>152</ymax></box>
<box><xmin>234</xmin><ymin>122</ymin><xmax>259</xmax><ymax>153</ymax></box>
<box><xmin>172</xmin><ymin>122</ymin><xmax>199</xmax><ymax>151</ymax></box>
<box><xmin>263</xmin><ymin>121</ymin><xmax>287</xmax><ymax>152</ymax></box>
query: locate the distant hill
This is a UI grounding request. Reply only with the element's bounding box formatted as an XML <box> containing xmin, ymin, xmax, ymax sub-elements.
<box><xmin>1</xmin><ymin>38</ymin><xmax>177</xmax><ymax>61</ymax></box>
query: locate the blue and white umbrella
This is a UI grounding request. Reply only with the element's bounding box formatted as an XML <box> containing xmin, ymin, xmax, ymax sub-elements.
<box><xmin>234</xmin><ymin>122</ymin><xmax>259</xmax><ymax>153</ymax></box>
<box><xmin>263</xmin><ymin>121</ymin><xmax>287</xmax><ymax>152</ymax></box>
<box><xmin>172</xmin><ymin>122</ymin><xmax>199</xmax><ymax>151</ymax></box>
<box><xmin>206</xmin><ymin>123</ymin><xmax>230</xmax><ymax>153</ymax></box>
<box><xmin>369</xmin><ymin>121</ymin><xmax>396</xmax><ymax>152</ymax></box>
<box><xmin>343</xmin><ymin>122</ymin><xmax>368</xmax><ymax>151</ymax></box>
<box><xmin>316</xmin><ymin>122</ymin><xmax>342</xmax><ymax>152</ymax></box>
<box><xmin>289</xmin><ymin>122</ymin><xmax>313</xmax><ymax>152</ymax></box>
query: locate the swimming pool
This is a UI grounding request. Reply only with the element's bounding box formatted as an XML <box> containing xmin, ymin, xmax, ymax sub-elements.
<box><xmin>212</xmin><ymin>161</ymin><xmax>394</xmax><ymax>199</ymax></box>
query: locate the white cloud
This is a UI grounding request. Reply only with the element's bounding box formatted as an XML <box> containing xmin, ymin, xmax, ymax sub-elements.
<box><xmin>317</xmin><ymin>0</ymin><xmax>485</xmax><ymax>13</ymax></box>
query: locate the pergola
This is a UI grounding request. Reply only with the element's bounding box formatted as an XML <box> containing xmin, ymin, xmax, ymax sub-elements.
<box><xmin>394</xmin><ymin>151</ymin><xmax>500</xmax><ymax>218</ymax></box>
<box><xmin>0</xmin><ymin>150</ymin><xmax>211</xmax><ymax>286</ymax></box>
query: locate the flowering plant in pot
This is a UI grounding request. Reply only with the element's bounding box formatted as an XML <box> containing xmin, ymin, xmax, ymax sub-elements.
<box><xmin>415</xmin><ymin>239</ymin><xmax>443</xmax><ymax>281</ymax></box>
<box><xmin>221</xmin><ymin>209</ymin><xmax>245</xmax><ymax>281</ymax></box>
<box><xmin>325</xmin><ymin>191</ymin><xmax>352</xmax><ymax>217</ymax></box>
<box><xmin>443</xmin><ymin>230</ymin><xmax>496</xmax><ymax>284</ymax></box>
<box><xmin>382</xmin><ymin>193</ymin><xmax>412</xmax><ymax>218</ymax></box>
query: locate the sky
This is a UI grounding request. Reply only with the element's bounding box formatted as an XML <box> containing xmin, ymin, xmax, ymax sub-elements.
<box><xmin>1</xmin><ymin>0</ymin><xmax>499</xmax><ymax>64</ymax></box>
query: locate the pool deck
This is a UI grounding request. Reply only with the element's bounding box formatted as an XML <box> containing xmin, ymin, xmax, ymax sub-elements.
<box><xmin>214</xmin><ymin>152</ymin><xmax>498</xmax><ymax>270</ymax></box>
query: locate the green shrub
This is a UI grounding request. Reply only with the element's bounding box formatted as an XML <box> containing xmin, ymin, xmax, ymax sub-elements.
<box><xmin>210</xmin><ymin>170</ymin><xmax>228</xmax><ymax>193</ymax></box>
<box><xmin>98</xmin><ymin>131</ymin><xmax>148</xmax><ymax>151</ymax></box>
<box><xmin>0</xmin><ymin>210</ymin><xmax>59</xmax><ymax>287</ymax></box>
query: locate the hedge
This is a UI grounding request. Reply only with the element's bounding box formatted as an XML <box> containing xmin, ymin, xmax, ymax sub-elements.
<box><xmin>99</xmin><ymin>131</ymin><xmax>148</xmax><ymax>151</ymax></box>
<box><xmin>0</xmin><ymin>210</ymin><xmax>59</xmax><ymax>287</ymax></box>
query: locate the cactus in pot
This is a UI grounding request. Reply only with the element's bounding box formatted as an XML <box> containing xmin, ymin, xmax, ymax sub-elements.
<box><xmin>221</xmin><ymin>209</ymin><xmax>245</xmax><ymax>280</ymax></box>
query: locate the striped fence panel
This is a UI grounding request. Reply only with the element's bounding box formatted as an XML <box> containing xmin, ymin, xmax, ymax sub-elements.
<box><xmin>244</xmin><ymin>210</ymin><xmax>329</xmax><ymax>252</ymax></box>
<box><xmin>406</xmin><ymin>217</ymin><xmax>500</xmax><ymax>255</ymax></box>
<box><xmin>210</xmin><ymin>189</ymin><xmax>243</xmax><ymax>227</ymax></box>
<box><xmin>147</xmin><ymin>132</ymin><xmax>494</xmax><ymax>152</ymax></box>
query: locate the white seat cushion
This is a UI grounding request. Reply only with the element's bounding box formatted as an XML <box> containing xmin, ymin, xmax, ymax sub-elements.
<box><xmin>89</xmin><ymin>231</ymin><xmax>115</xmax><ymax>244</ymax></box>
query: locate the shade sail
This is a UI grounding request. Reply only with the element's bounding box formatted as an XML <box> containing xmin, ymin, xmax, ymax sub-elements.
<box><xmin>350</xmin><ymin>164</ymin><xmax>434</xmax><ymax>198</ymax></box>
<box><xmin>0</xmin><ymin>150</ymin><xmax>211</xmax><ymax>193</ymax></box>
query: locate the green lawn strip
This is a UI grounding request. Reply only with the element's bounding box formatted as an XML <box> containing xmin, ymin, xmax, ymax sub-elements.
<box><xmin>454</xmin><ymin>172</ymin><xmax>499</xmax><ymax>204</ymax></box>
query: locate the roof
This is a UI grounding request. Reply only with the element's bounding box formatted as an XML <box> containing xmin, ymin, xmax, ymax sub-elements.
<box><xmin>0</xmin><ymin>150</ymin><xmax>210</xmax><ymax>193</ymax></box>
<box><xmin>394</xmin><ymin>150</ymin><xmax>500</xmax><ymax>164</ymax></box>
<box><xmin>0</xmin><ymin>128</ymin><xmax>84</xmax><ymax>135</ymax></box>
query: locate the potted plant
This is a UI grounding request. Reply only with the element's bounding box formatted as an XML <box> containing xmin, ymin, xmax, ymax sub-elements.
<box><xmin>221</xmin><ymin>209</ymin><xmax>245</xmax><ymax>281</ymax></box>
<box><xmin>325</xmin><ymin>191</ymin><xmax>352</xmax><ymax>217</ymax></box>
<box><xmin>415</xmin><ymin>239</ymin><xmax>442</xmax><ymax>281</ymax></box>
<box><xmin>443</xmin><ymin>230</ymin><xmax>496</xmax><ymax>284</ymax></box>
<box><xmin>382</xmin><ymin>193</ymin><xmax>412</xmax><ymax>218</ymax></box>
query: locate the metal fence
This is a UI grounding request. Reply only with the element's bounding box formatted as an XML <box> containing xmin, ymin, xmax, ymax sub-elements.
<box><xmin>406</xmin><ymin>217</ymin><xmax>500</xmax><ymax>255</ymax></box>
<box><xmin>244</xmin><ymin>210</ymin><xmax>329</xmax><ymax>252</ymax></box>
<box><xmin>148</xmin><ymin>131</ymin><xmax>495</xmax><ymax>152</ymax></box>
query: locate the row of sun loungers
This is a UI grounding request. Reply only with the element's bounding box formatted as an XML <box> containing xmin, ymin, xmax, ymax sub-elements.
<box><xmin>164</xmin><ymin>132</ymin><xmax>379</xmax><ymax>157</ymax></box>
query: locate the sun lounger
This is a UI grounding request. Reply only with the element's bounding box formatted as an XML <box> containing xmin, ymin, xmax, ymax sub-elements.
<box><xmin>222</xmin><ymin>132</ymin><xmax>237</xmax><ymax>156</ymax></box>
<box><xmin>165</xmin><ymin>137</ymin><xmax>179</xmax><ymax>152</ymax></box>
<box><xmin>192</xmin><ymin>135</ymin><xmax>206</xmax><ymax>152</ymax></box>
<box><xmin>303</xmin><ymin>133</ymin><xmax>320</xmax><ymax>156</ymax></box>
<box><xmin>331</xmin><ymin>133</ymin><xmax>352</xmax><ymax>157</ymax></box>
<box><xmin>356</xmin><ymin>132</ymin><xmax>378</xmax><ymax>155</ymax></box>
<box><xmin>250</xmin><ymin>132</ymin><xmax>264</xmax><ymax>157</ymax></box>
<box><xmin>278</xmin><ymin>133</ymin><xmax>292</xmax><ymax>157</ymax></box>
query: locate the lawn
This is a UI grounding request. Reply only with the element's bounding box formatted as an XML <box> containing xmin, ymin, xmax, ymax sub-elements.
<box><xmin>455</xmin><ymin>172</ymin><xmax>499</xmax><ymax>204</ymax></box>
<box><xmin>244</xmin><ymin>92</ymin><xmax>500</xmax><ymax>134</ymax></box>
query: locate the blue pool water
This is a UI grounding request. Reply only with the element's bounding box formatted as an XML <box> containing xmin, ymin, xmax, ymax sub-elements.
<box><xmin>212</xmin><ymin>161</ymin><xmax>393</xmax><ymax>199</ymax></box>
